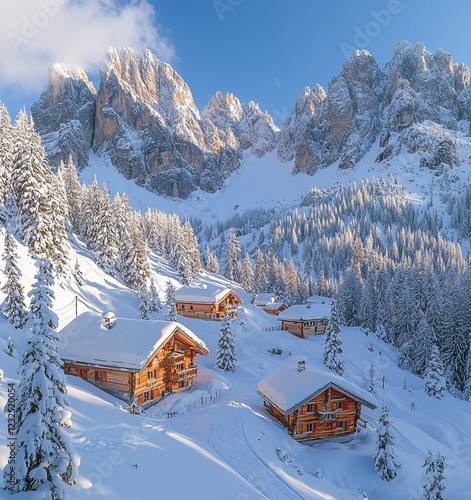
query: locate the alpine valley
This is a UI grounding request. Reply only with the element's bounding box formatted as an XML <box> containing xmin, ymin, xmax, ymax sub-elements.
<box><xmin>1</xmin><ymin>41</ymin><xmax>471</xmax><ymax>499</ymax></box>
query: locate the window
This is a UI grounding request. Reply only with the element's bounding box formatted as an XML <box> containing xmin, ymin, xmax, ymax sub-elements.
<box><xmin>95</xmin><ymin>371</ymin><xmax>104</xmax><ymax>382</ymax></box>
<box><xmin>336</xmin><ymin>421</ymin><xmax>346</xmax><ymax>430</ymax></box>
<box><xmin>306</xmin><ymin>424</ymin><xmax>313</xmax><ymax>432</ymax></box>
<box><xmin>336</xmin><ymin>401</ymin><xmax>343</xmax><ymax>410</ymax></box>
<box><xmin>181</xmin><ymin>304</ymin><xmax>185</xmax><ymax>310</ymax></box>
<box><xmin>148</xmin><ymin>370</ymin><xmax>156</xmax><ymax>379</ymax></box>
<box><xmin>190</xmin><ymin>305</ymin><xmax>194</xmax><ymax>311</ymax></box>
<box><xmin>307</xmin><ymin>404</ymin><xmax>317</xmax><ymax>413</ymax></box>
<box><xmin>143</xmin><ymin>390</ymin><xmax>153</xmax><ymax>402</ymax></box>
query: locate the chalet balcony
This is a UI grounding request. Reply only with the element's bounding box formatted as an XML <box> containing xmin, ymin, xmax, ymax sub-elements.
<box><xmin>318</xmin><ymin>410</ymin><xmax>337</xmax><ymax>422</ymax></box>
<box><xmin>169</xmin><ymin>366</ymin><xmax>197</xmax><ymax>383</ymax></box>
<box><xmin>163</xmin><ymin>352</ymin><xmax>185</xmax><ymax>366</ymax></box>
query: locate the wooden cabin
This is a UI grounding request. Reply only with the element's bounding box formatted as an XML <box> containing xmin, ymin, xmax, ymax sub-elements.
<box><xmin>175</xmin><ymin>284</ymin><xmax>242</xmax><ymax>320</ymax></box>
<box><xmin>253</xmin><ymin>293</ymin><xmax>288</xmax><ymax>315</ymax></box>
<box><xmin>277</xmin><ymin>303</ymin><xmax>331</xmax><ymax>338</ymax></box>
<box><xmin>59</xmin><ymin>312</ymin><xmax>209</xmax><ymax>410</ymax></box>
<box><xmin>258</xmin><ymin>359</ymin><xmax>377</xmax><ymax>443</ymax></box>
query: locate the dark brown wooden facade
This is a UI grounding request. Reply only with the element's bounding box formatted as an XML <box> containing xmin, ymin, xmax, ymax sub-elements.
<box><xmin>260</xmin><ymin>386</ymin><xmax>368</xmax><ymax>443</ymax></box>
<box><xmin>176</xmin><ymin>289</ymin><xmax>242</xmax><ymax>320</ymax></box>
<box><xmin>280</xmin><ymin>318</ymin><xmax>328</xmax><ymax>338</ymax></box>
<box><xmin>63</xmin><ymin>327</ymin><xmax>208</xmax><ymax>409</ymax></box>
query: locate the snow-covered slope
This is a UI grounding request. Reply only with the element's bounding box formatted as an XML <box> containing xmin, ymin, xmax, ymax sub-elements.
<box><xmin>1</xmin><ymin>229</ymin><xmax>471</xmax><ymax>499</ymax></box>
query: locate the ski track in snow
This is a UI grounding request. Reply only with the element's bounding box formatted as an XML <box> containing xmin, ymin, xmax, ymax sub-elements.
<box><xmin>209</xmin><ymin>419</ymin><xmax>306</xmax><ymax>500</ymax></box>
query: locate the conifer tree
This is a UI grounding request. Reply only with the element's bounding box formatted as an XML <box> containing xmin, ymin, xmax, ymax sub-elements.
<box><xmin>138</xmin><ymin>288</ymin><xmax>150</xmax><ymax>320</ymax></box>
<box><xmin>215</xmin><ymin>311</ymin><xmax>236</xmax><ymax>372</ymax></box>
<box><xmin>1</xmin><ymin>231</ymin><xmax>27</xmax><ymax>328</ymax></box>
<box><xmin>0</xmin><ymin>105</ymin><xmax>13</xmax><ymax>225</ymax></box>
<box><xmin>149</xmin><ymin>277</ymin><xmax>161</xmax><ymax>313</ymax></box>
<box><xmin>204</xmin><ymin>246</ymin><xmax>220</xmax><ymax>274</ymax></box>
<box><xmin>94</xmin><ymin>185</ymin><xmax>119</xmax><ymax>276</ymax></box>
<box><xmin>6</xmin><ymin>259</ymin><xmax>79</xmax><ymax>497</ymax></box>
<box><xmin>369</xmin><ymin>360</ymin><xmax>376</xmax><ymax>395</ymax></box>
<box><xmin>375</xmin><ymin>402</ymin><xmax>401</xmax><ymax>481</ymax></box>
<box><xmin>165</xmin><ymin>280</ymin><xmax>177</xmax><ymax>321</ymax></box>
<box><xmin>424</xmin><ymin>344</ymin><xmax>446</xmax><ymax>399</ymax></box>
<box><xmin>240</xmin><ymin>252</ymin><xmax>254</xmax><ymax>292</ymax></box>
<box><xmin>224</xmin><ymin>229</ymin><xmax>241</xmax><ymax>283</ymax></box>
<box><xmin>253</xmin><ymin>248</ymin><xmax>267</xmax><ymax>294</ymax></box>
<box><xmin>323</xmin><ymin>300</ymin><xmax>345</xmax><ymax>375</ymax></box>
<box><xmin>421</xmin><ymin>450</ymin><xmax>446</xmax><ymax>500</ymax></box>
<box><xmin>72</xmin><ymin>258</ymin><xmax>84</xmax><ymax>287</ymax></box>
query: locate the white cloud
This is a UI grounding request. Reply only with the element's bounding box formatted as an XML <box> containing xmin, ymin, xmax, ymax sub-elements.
<box><xmin>0</xmin><ymin>0</ymin><xmax>175</xmax><ymax>91</ymax></box>
<box><xmin>270</xmin><ymin>77</ymin><xmax>282</xmax><ymax>89</ymax></box>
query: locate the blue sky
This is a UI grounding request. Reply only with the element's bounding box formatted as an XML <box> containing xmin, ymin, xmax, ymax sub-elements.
<box><xmin>3</xmin><ymin>0</ymin><xmax>471</xmax><ymax>124</ymax></box>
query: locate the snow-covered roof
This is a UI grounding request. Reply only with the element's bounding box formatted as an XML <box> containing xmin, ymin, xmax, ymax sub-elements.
<box><xmin>174</xmin><ymin>284</ymin><xmax>241</xmax><ymax>304</ymax></box>
<box><xmin>306</xmin><ymin>295</ymin><xmax>333</xmax><ymax>306</ymax></box>
<box><xmin>253</xmin><ymin>293</ymin><xmax>276</xmax><ymax>306</ymax></box>
<box><xmin>263</xmin><ymin>302</ymin><xmax>286</xmax><ymax>311</ymax></box>
<box><xmin>59</xmin><ymin>312</ymin><xmax>208</xmax><ymax>371</ymax></box>
<box><xmin>277</xmin><ymin>303</ymin><xmax>331</xmax><ymax>322</ymax></box>
<box><xmin>258</xmin><ymin>359</ymin><xmax>377</xmax><ymax>415</ymax></box>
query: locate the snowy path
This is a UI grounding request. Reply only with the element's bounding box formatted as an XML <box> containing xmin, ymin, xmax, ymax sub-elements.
<box><xmin>209</xmin><ymin>420</ymin><xmax>306</xmax><ymax>500</ymax></box>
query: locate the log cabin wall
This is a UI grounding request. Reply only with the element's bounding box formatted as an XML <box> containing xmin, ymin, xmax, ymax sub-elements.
<box><xmin>64</xmin><ymin>329</ymin><xmax>201</xmax><ymax>407</ymax></box>
<box><xmin>281</xmin><ymin>319</ymin><xmax>329</xmax><ymax>338</ymax></box>
<box><xmin>176</xmin><ymin>291</ymin><xmax>242</xmax><ymax>320</ymax></box>
<box><xmin>264</xmin><ymin>387</ymin><xmax>362</xmax><ymax>442</ymax></box>
<box><xmin>63</xmin><ymin>363</ymin><xmax>135</xmax><ymax>403</ymax></box>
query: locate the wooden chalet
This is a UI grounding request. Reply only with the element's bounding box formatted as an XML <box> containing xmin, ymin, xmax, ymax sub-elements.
<box><xmin>277</xmin><ymin>302</ymin><xmax>331</xmax><ymax>338</ymax></box>
<box><xmin>258</xmin><ymin>359</ymin><xmax>377</xmax><ymax>443</ymax></box>
<box><xmin>175</xmin><ymin>284</ymin><xmax>242</xmax><ymax>320</ymax></box>
<box><xmin>253</xmin><ymin>293</ymin><xmax>288</xmax><ymax>315</ymax></box>
<box><xmin>59</xmin><ymin>312</ymin><xmax>209</xmax><ymax>409</ymax></box>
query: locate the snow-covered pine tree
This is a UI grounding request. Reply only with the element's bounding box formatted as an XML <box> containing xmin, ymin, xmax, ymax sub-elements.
<box><xmin>215</xmin><ymin>311</ymin><xmax>236</xmax><ymax>372</ymax></box>
<box><xmin>11</xmin><ymin>111</ymin><xmax>70</xmax><ymax>273</ymax></box>
<box><xmin>421</xmin><ymin>450</ymin><xmax>446</xmax><ymax>500</ymax></box>
<box><xmin>165</xmin><ymin>280</ymin><xmax>177</xmax><ymax>321</ymax></box>
<box><xmin>204</xmin><ymin>246</ymin><xmax>220</xmax><ymax>274</ymax></box>
<box><xmin>323</xmin><ymin>300</ymin><xmax>345</xmax><ymax>375</ymax></box>
<box><xmin>182</xmin><ymin>220</ymin><xmax>203</xmax><ymax>276</ymax></box>
<box><xmin>94</xmin><ymin>184</ymin><xmax>119</xmax><ymax>276</ymax></box>
<box><xmin>464</xmin><ymin>335</ymin><xmax>471</xmax><ymax>401</ymax></box>
<box><xmin>413</xmin><ymin>311</ymin><xmax>437</xmax><ymax>377</ymax></box>
<box><xmin>253</xmin><ymin>248</ymin><xmax>267</xmax><ymax>294</ymax></box>
<box><xmin>72</xmin><ymin>258</ymin><xmax>84</xmax><ymax>287</ymax></box>
<box><xmin>240</xmin><ymin>252</ymin><xmax>254</xmax><ymax>292</ymax></box>
<box><xmin>0</xmin><ymin>104</ymin><xmax>13</xmax><ymax>225</ymax></box>
<box><xmin>149</xmin><ymin>277</ymin><xmax>161</xmax><ymax>313</ymax></box>
<box><xmin>138</xmin><ymin>287</ymin><xmax>150</xmax><ymax>320</ymax></box>
<box><xmin>374</xmin><ymin>402</ymin><xmax>401</xmax><ymax>481</ymax></box>
<box><xmin>424</xmin><ymin>344</ymin><xmax>446</xmax><ymax>399</ymax></box>
<box><xmin>369</xmin><ymin>360</ymin><xmax>376</xmax><ymax>395</ymax></box>
<box><xmin>59</xmin><ymin>158</ymin><xmax>83</xmax><ymax>234</ymax></box>
<box><xmin>224</xmin><ymin>229</ymin><xmax>241</xmax><ymax>283</ymax></box>
<box><xmin>1</xmin><ymin>230</ymin><xmax>27</xmax><ymax>328</ymax></box>
<box><xmin>6</xmin><ymin>259</ymin><xmax>79</xmax><ymax>497</ymax></box>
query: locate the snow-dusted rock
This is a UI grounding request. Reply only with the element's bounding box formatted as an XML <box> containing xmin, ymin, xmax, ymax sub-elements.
<box><xmin>31</xmin><ymin>63</ymin><xmax>96</xmax><ymax>169</ymax></box>
<box><xmin>277</xmin><ymin>84</ymin><xmax>326</xmax><ymax>164</ymax></box>
<box><xmin>290</xmin><ymin>50</ymin><xmax>384</xmax><ymax>174</ymax></box>
<box><xmin>377</xmin><ymin>42</ymin><xmax>466</xmax><ymax>168</ymax></box>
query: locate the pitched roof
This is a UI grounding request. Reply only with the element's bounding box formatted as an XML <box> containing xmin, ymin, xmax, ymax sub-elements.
<box><xmin>58</xmin><ymin>311</ymin><xmax>208</xmax><ymax>371</ymax></box>
<box><xmin>306</xmin><ymin>295</ymin><xmax>333</xmax><ymax>306</ymax></box>
<box><xmin>258</xmin><ymin>359</ymin><xmax>377</xmax><ymax>415</ymax></box>
<box><xmin>174</xmin><ymin>284</ymin><xmax>241</xmax><ymax>304</ymax></box>
<box><xmin>253</xmin><ymin>293</ymin><xmax>276</xmax><ymax>306</ymax></box>
<box><xmin>263</xmin><ymin>302</ymin><xmax>287</xmax><ymax>311</ymax></box>
<box><xmin>277</xmin><ymin>303</ymin><xmax>331</xmax><ymax>322</ymax></box>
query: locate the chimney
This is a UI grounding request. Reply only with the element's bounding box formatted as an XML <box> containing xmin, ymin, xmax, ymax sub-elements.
<box><xmin>297</xmin><ymin>358</ymin><xmax>306</xmax><ymax>372</ymax></box>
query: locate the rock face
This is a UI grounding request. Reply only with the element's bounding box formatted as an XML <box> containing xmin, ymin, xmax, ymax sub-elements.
<box><xmin>33</xmin><ymin>48</ymin><xmax>278</xmax><ymax>198</ymax></box>
<box><xmin>280</xmin><ymin>50</ymin><xmax>384</xmax><ymax>174</ymax></box>
<box><xmin>277</xmin><ymin>84</ymin><xmax>327</xmax><ymax>166</ymax></box>
<box><xmin>377</xmin><ymin>41</ymin><xmax>469</xmax><ymax>167</ymax></box>
<box><xmin>33</xmin><ymin>43</ymin><xmax>471</xmax><ymax>195</ymax></box>
<box><xmin>31</xmin><ymin>63</ymin><xmax>96</xmax><ymax>169</ymax></box>
<box><xmin>278</xmin><ymin>42</ymin><xmax>471</xmax><ymax>175</ymax></box>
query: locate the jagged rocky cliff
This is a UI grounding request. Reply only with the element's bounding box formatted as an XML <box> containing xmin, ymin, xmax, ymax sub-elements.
<box><xmin>279</xmin><ymin>41</ymin><xmax>471</xmax><ymax>175</ymax></box>
<box><xmin>32</xmin><ymin>48</ymin><xmax>278</xmax><ymax>198</ymax></box>
<box><xmin>32</xmin><ymin>42</ymin><xmax>471</xmax><ymax>198</ymax></box>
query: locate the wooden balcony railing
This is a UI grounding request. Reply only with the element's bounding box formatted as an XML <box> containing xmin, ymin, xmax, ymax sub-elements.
<box><xmin>169</xmin><ymin>366</ymin><xmax>197</xmax><ymax>383</ymax></box>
